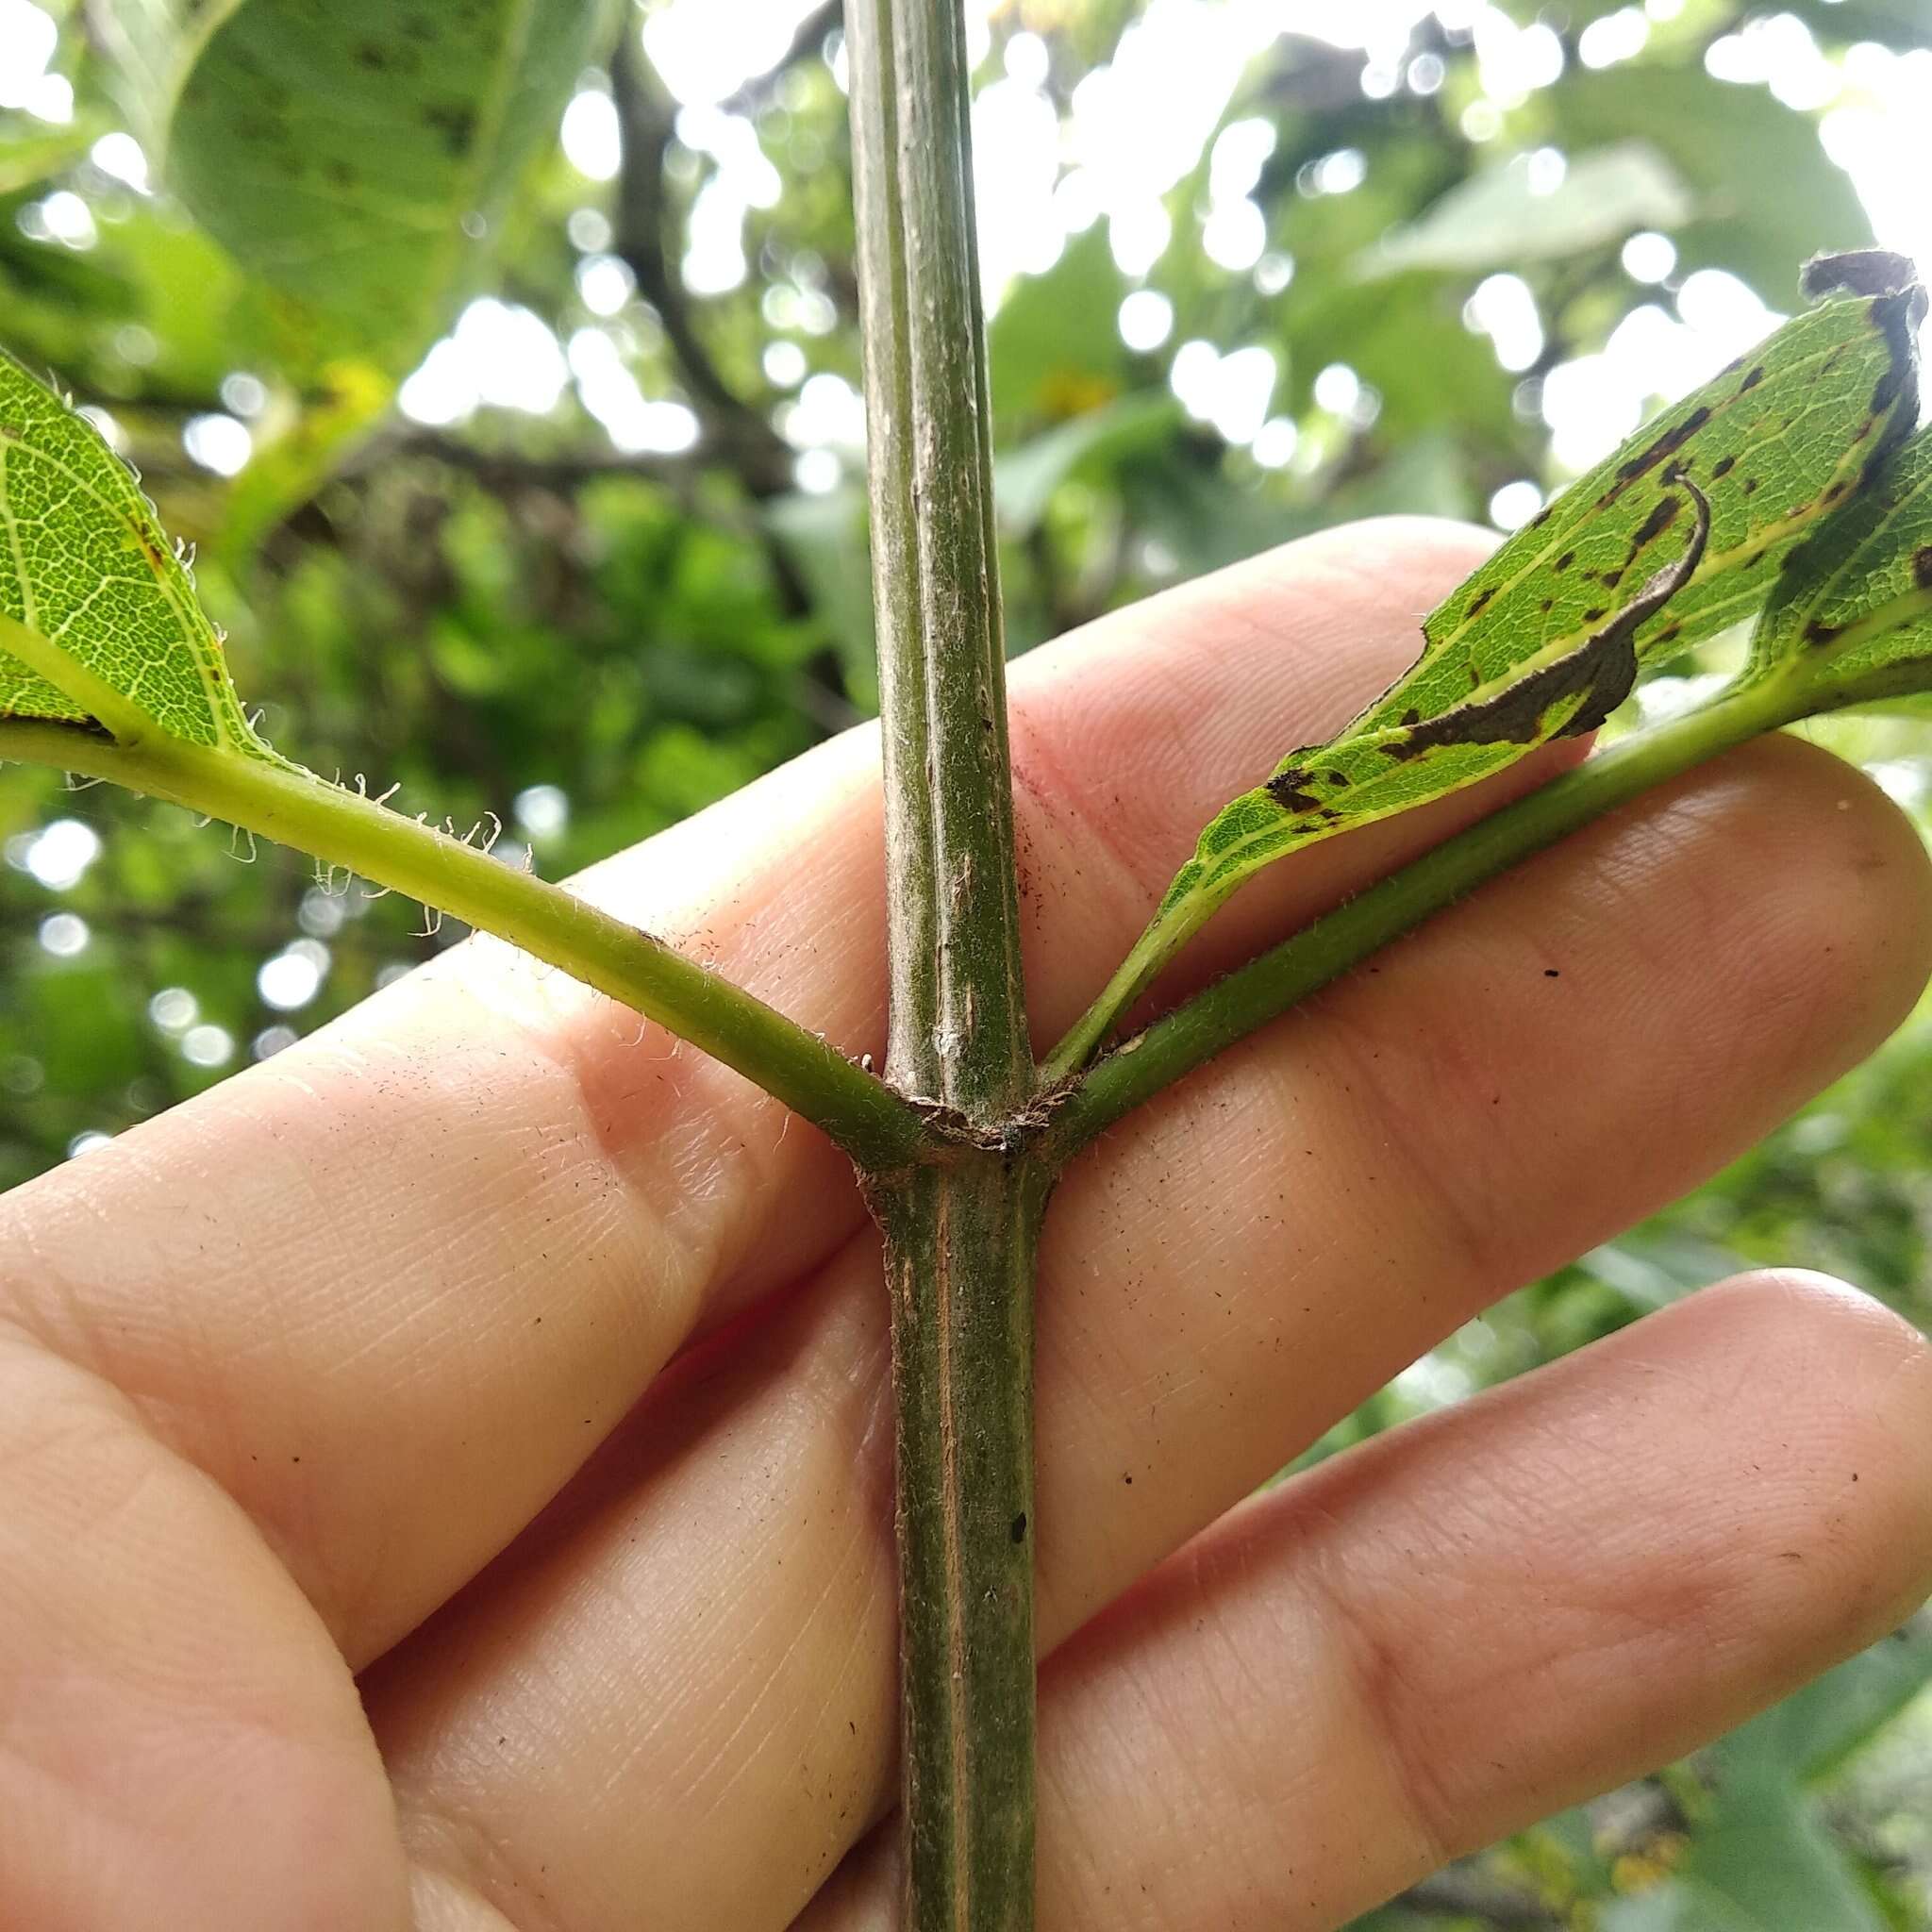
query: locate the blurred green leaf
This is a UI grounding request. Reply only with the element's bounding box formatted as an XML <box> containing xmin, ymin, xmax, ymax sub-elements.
<box><xmin>994</xmin><ymin>390</ymin><xmax>1180</xmax><ymax>536</ymax></box>
<box><xmin>92</xmin><ymin>0</ymin><xmax>612</xmax><ymax>362</ymax></box>
<box><xmin>988</xmin><ymin>225</ymin><xmax>1130</xmax><ymax>430</ymax></box>
<box><xmin>1366</xmin><ymin>142</ymin><xmax>1692</xmax><ymax>275</ymax></box>
<box><xmin>1555</xmin><ymin>65</ymin><xmax>1873</xmax><ymax>298</ymax></box>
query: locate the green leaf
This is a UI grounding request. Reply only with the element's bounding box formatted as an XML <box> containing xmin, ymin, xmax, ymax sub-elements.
<box><xmin>1166</xmin><ymin>255</ymin><xmax>1924</xmax><ymax>923</ymax></box>
<box><xmin>987</xmin><ymin>225</ymin><xmax>1131</xmax><ymax>430</ymax></box>
<box><xmin>1681</xmin><ymin>1762</ymin><xmax>1889</xmax><ymax>1932</ymax></box>
<box><xmin>1365</xmin><ymin>142</ymin><xmax>1693</xmax><ymax>275</ymax></box>
<box><xmin>0</xmin><ymin>348</ymin><xmax>271</xmax><ymax>754</ymax></box>
<box><xmin>994</xmin><ymin>391</ymin><xmax>1181</xmax><ymax>537</ymax></box>
<box><xmin>1046</xmin><ymin>251</ymin><xmax>1925</xmax><ymax>1076</ymax></box>
<box><xmin>1720</xmin><ymin>1619</ymin><xmax>1932</xmax><ymax>1785</ymax></box>
<box><xmin>1554</xmin><ymin>66</ymin><xmax>1873</xmax><ymax>299</ymax></box>
<box><xmin>92</xmin><ymin>0</ymin><xmax>610</xmax><ymax>362</ymax></box>
<box><xmin>1744</xmin><ymin>421</ymin><xmax>1932</xmax><ymax>713</ymax></box>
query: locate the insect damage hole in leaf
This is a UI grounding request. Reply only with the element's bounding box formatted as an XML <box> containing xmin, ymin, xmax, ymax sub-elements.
<box><xmin>1046</xmin><ymin>248</ymin><xmax>1925</xmax><ymax>1078</ymax></box>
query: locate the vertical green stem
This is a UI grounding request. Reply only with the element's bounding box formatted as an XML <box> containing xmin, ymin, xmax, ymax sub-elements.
<box><xmin>847</xmin><ymin>2</ymin><xmax>1041</xmax><ymax>1925</ymax></box>
<box><xmin>874</xmin><ymin>1154</ymin><xmax>1049</xmax><ymax>1932</ymax></box>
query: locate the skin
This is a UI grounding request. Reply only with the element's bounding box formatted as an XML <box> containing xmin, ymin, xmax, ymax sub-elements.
<box><xmin>1</xmin><ymin>517</ymin><xmax>1930</xmax><ymax>1932</ymax></box>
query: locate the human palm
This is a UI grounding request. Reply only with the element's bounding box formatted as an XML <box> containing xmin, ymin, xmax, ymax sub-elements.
<box><xmin>3</xmin><ymin>520</ymin><xmax>1929</xmax><ymax>1931</ymax></box>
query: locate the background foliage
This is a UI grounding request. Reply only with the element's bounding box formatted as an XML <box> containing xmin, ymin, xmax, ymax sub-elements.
<box><xmin>3</xmin><ymin>0</ymin><xmax>1931</xmax><ymax>1923</ymax></box>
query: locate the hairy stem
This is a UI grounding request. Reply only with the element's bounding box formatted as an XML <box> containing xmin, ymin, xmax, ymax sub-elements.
<box><xmin>847</xmin><ymin>0</ymin><xmax>1040</xmax><ymax>1924</ymax></box>
<box><xmin>1048</xmin><ymin>675</ymin><xmax>1805</xmax><ymax>1157</ymax></box>
<box><xmin>0</xmin><ymin>718</ymin><xmax>924</xmax><ymax>1169</ymax></box>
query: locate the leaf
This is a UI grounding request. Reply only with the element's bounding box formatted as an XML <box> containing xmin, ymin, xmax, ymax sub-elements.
<box><xmin>91</xmin><ymin>0</ymin><xmax>611</xmax><ymax>363</ymax></box>
<box><xmin>1744</xmin><ymin>421</ymin><xmax>1932</xmax><ymax>713</ymax></box>
<box><xmin>766</xmin><ymin>484</ymin><xmax>878</xmax><ymax>710</ymax></box>
<box><xmin>1282</xmin><ymin>270</ymin><xmax>1516</xmax><ymax>446</ymax></box>
<box><xmin>1554</xmin><ymin>67</ymin><xmax>1873</xmax><ymax>299</ymax></box>
<box><xmin>994</xmin><ymin>391</ymin><xmax>1181</xmax><ymax>537</ymax></box>
<box><xmin>1679</xmin><ymin>1761</ymin><xmax>1890</xmax><ymax>1932</ymax></box>
<box><xmin>1160</xmin><ymin>254</ymin><xmax>1924</xmax><ymax>924</ymax></box>
<box><xmin>1365</xmin><ymin>142</ymin><xmax>1693</xmax><ymax>275</ymax></box>
<box><xmin>1719</xmin><ymin>1617</ymin><xmax>1932</xmax><ymax>1784</ymax></box>
<box><xmin>987</xmin><ymin>225</ymin><xmax>1131</xmax><ymax>431</ymax></box>
<box><xmin>0</xmin><ymin>348</ymin><xmax>270</xmax><ymax>754</ymax></box>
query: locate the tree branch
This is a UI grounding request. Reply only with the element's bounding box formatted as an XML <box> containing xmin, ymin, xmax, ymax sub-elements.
<box><xmin>610</xmin><ymin>25</ymin><xmax>796</xmax><ymax>499</ymax></box>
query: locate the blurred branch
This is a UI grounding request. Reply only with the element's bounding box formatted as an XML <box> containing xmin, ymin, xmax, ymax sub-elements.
<box><xmin>719</xmin><ymin>0</ymin><xmax>841</xmax><ymax>118</ymax></box>
<box><xmin>610</xmin><ymin>25</ymin><xmax>795</xmax><ymax>499</ymax></box>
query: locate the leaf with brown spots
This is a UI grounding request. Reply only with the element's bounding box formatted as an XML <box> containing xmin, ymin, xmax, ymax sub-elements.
<box><xmin>1049</xmin><ymin>251</ymin><xmax>1925</xmax><ymax>1074</ymax></box>
<box><xmin>1741</xmin><ymin>423</ymin><xmax>1932</xmax><ymax>714</ymax></box>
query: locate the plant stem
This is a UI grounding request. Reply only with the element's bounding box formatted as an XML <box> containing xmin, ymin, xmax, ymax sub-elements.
<box><xmin>1047</xmin><ymin>675</ymin><xmax>1803</xmax><ymax>1158</ymax></box>
<box><xmin>873</xmin><ymin>1154</ymin><xmax>1050</xmax><ymax>1931</ymax></box>
<box><xmin>0</xmin><ymin>718</ymin><xmax>924</xmax><ymax>1170</ymax></box>
<box><xmin>847</xmin><ymin>0</ymin><xmax>1041</xmax><ymax>1924</ymax></box>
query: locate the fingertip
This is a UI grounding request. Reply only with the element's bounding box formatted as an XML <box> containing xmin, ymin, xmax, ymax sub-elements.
<box><xmin>1687</xmin><ymin>1268</ymin><xmax>1932</xmax><ymax>1634</ymax></box>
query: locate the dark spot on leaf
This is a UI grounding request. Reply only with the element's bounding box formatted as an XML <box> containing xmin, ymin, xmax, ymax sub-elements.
<box><xmin>1711</xmin><ymin>454</ymin><xmax>1737</xmax><ymax>479</ymax></box>
<box><xmin>1582</xmin><ymin>607</ymin><xmax>1607</xmax><ymax>624</ymax></box>
<box><xmin>1554</xmin><ymin>550</ymin><xmax>1574</xmax><ymax>572</ymax></box>
<box><xmin>1913</xmin><ymin>545</ymin><xmax>1932</xmax><ymax>590</ymax></box>
<box><xmin>1266</xmin><ymin>772</ymin><xmax>1323</xmax><ymax>813</ymax></box>
<box><xmin>1600</xmin><ymin>408</ymin><xmax>1710</xmax><ymax>508</ymax></box>
<box><xmin>1627</xmin><ymin>492</ymin><xmax>1683</xmax><ymax>560</ymax></box>
<box><xmin>1010</xmin><ymin>1513</ymin><xmax>1026</xmax><ymax>1542</ymax></box>
<box><xmin>1740</xmin><ymin>366</ymin><xmax>1765</xmax><ymax>392</ymax></box>
<box><xmin>1600</xmin><ymin>567</ymin><xmax>1625</xmax><ymax>590</ymax></box>
<box><xmin>1325</xmin><ymin>770</ymin><xmax>1348</xmax><ymax>787</ymax></box>
<box><xmin>1804</xmin><ymin>619</ymin><xmax>1842</xmax><ymax>645</ymax></box>
<box><xmin>1869</xmin><ymin>286</ymin><xmax>1929</xmax><ymax>434</ymax></box>
<box><xmin>1394</xmin><ymin>482</ymin><xmax>1711</xmax><ymax>757</ymax></box>
<box><xmin>1401</xmin><ymin>707</ymin><xmax>1420</xmax><ymax>725</ymax></box>
<box><xmin>1466</xmin><ymin>586</ymin><xmax>1495</xmax><ymax>620</ymax></box>
<box><xmin>1539</xmin><ymin>596</ymin><xmax>1553</xmax><ymax>613</ymax></box>
<box><xmin>425</xmin><ymin>103</ymin><xmax>476</xmax><ymax>156</ymax></box>
<box><xmin>356</xmin><ymin>41</ymin><xmax>386</xmax><ymax>68</ymax></box>
<box><xmin>1743</xmin><ymin>476</ymin><xmax>1760</xmax><ymax>494</ymax></box>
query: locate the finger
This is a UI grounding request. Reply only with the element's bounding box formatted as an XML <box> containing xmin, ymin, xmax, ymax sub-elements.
<box><xmin>0</xmin><ymin>1318</ymin><xmax>408</xmax><ymax>1932</ymax></box>
<box><xmin>0</xmin><ymin>520</ymin><xmax>1532</xmax><ymax>1663</ymax></box>
<box><xmin>799</xmin><ymin>1272</ymin><xmax>1932</xmax><ymax>1930</ymax></box>
<box><xmin>367</xmin><ymin>738</ymin><xmax>1932</xmax><ymax>1930</ymax></box>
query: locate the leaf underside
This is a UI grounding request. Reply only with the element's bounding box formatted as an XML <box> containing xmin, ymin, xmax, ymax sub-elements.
<box><xmin>1161</xmin><ymin>252</ymin><xmax>1926</xmax><ymax>921</ymax></box>
<box><xmin>94</xmin><ymin>0</ymin><xmax>609</xmax><ymax>362</ymax></box>
<box><xmin>1746</xmin><ymin>420</ymin><xmax>1932</xmax><ymax>707</ymax></box>
<box><xmin>0</xmin><ymin>348</ymin><xmax>266</xmax><ymax>752</ymax></box>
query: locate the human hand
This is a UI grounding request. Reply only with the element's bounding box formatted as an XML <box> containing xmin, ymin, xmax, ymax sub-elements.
<box><xmin>4</xmin><ymin>520</ymin><xmax>1930</xmax><ymax>1931</ymax></box>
